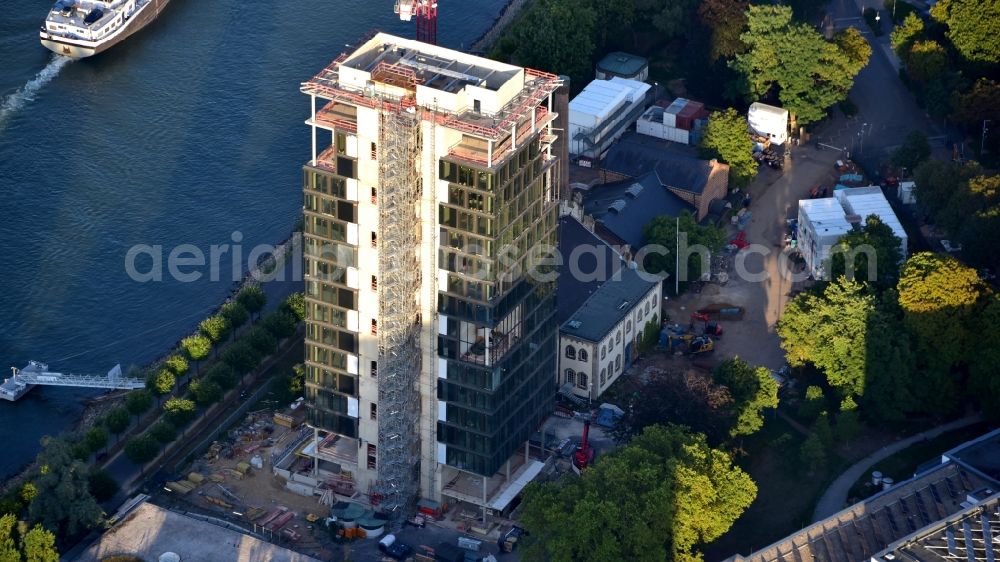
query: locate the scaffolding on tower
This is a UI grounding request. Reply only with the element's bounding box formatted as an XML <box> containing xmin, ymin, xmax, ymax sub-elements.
<box><xmin>394</xmin><ymin>0</ymin><xmax>438</xmax><ymax>45</ymax></box>
<box><xmin>371</xmin><ymin>94</ymin><xmax>423</xmax><ymax>520</ymax></box>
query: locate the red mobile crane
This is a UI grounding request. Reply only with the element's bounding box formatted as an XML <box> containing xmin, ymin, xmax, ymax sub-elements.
<box><xmin>573</xmin><ymin>420</ymin><xmax>595</xmax><ymax>470</ymax></box>
<box><xmin>395</xmin><ymin>0</ymin><xmax>439</xmax><ymax>45</ymax></box>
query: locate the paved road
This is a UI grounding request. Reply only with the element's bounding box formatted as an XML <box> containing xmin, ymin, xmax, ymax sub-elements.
<box><xmin>811</xmin><ymin>415</ymin><xmax>983</xmax><ymax>521</ymax></box>
<box><xmin>816</xmin><ymin>0</ymin><xmax>948</xmax><ymax>174</ymax></box>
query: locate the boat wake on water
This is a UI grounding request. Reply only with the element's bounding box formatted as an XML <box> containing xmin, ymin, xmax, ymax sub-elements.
<box><xmin>0</xmin><ymin>55</ymin><xmax>72</xmax><ymax>130</ymax></box>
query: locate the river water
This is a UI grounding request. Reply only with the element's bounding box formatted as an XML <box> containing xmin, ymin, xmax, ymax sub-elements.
<box><xmin>0</xmin><ymin>0</ymin><xmax>505</xmax><ymax>480</ymax></box>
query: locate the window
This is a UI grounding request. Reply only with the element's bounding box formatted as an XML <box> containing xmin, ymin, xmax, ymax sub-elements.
<box><xmin>616</xmin><ymin>331</ymin><xmax>621</xmax><ymax>344</ymax></box>
<box><xmin>565</xmin><ymin>345</ymin><xmax>576</xmax><ymax>360</ymax></box>
<box><xmin>601</xmin><ymin>345</ymin><xmax>606</xmax><ymax>359</ymax></box>
<box><xmin>371</xmin><ymin>232</ymin><xmax>377</xmax><ymax>248</ymax></box>
<box><xmin>579</xmin><ymin>349</ymin><xmax>588</xmax><ymax>362</ymax></box>
<box><xmin>565</xmin><ymin>369</ymin><xmax>575</xmax><ymax>385</ymax></box>
<box><xmin>371</xmin><ymin>319</ymin><xmax>378</xmax><ymax>336</ymax></box>
<box><xmin>578</xmin><ymin>373</ymin><xmax>588</xmax><ymax>389</ymax></box>
<box><xmin>367</xmin><ymin>444</ymin><xmax>377</xmax><ymax>470</ymax></box>
<box><xmin>371</xmin><ymin>187</ymin><xmax>377</xmax><ymax>204</ymax></box>
<box><xmin>653</xmin><ymin>294</ymin><xmax>658</xmax><ymax>308</ymax></box>
<box><xmin>600</xmin><ymin>368</ymin><xmax>606</xmax><ymax>386</ymax></box>
<box><xmin>645</xmin><ymin>302</ymin><xmax>650</xmax><ymax>315</ymax></box>
<box><xmin>615</xmin><ymin>355</ymin><xmax>621</xmax><ymax>372</ymax></box>
<box><xmin>370</xmin><ymin>360</ymin><xmax>377</xmax><ymax>377</ymax></box>
<box><xmin>626</xmin><ymin>320</ymin><xmax>632</xmax><ymax>334</ymax></box>
<box><xmin>371</xmin><ymin>275</ymin><xmax>378</xmax><ymax>291</ymax></box>
<box><xmin>370</xmin><ymin>142</ymin><xmax>377</xmax><ymax>160</ymax></box>
<box><xmin>370</xmin><ymin>403</ymin><xmax>377</xmax><ymax>420</ymax></box>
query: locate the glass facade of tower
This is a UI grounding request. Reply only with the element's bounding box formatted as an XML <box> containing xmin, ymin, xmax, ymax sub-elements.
<box><xmin>436</xmin><ymin>136</ymin><xmax>559</xmax><ymax>476</ymax></box>
<box><xmin>301</xmin><ymin>130</ymin><xmax>361</xmax><ymax>439</ymax></box>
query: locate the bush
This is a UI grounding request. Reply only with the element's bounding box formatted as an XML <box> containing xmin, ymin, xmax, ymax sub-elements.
<box><xmin>124</xmin><ymin>435</ymin><xmax>159</xmax><ymax>464</ymax></box>
<box><xmin>149</xmin><ymin>421</ymin><xmax>177</xmax><ymax>444</ymax></box>
<box><xmin>163</xmin><ymin>398</ymin><xmax>197</xmax><ymax>427</ymax></box>
<box><xmin>88</xmin><ymin>470</ymin><xmax>119</xmax><ymax>502</ymax></box>
<box><xmin>205</xmin><ymin>363</ymin><xmax>238</xmax><ymax>390</ymax></box>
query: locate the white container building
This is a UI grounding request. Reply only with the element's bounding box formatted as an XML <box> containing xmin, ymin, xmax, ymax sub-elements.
<box><xmin>568</xmin><ymin>77</ymin><xmax>650</xmax><ymax>160</ymax></box>
<box><xmin>748</xmin><ymin>102</ymin><xmax>789</xmax><ymax>145</ymax></box>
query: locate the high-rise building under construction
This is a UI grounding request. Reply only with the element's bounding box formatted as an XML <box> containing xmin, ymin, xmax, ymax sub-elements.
<box><xmin>297</xmin><ymin>33</ymin><xmax>562</xmax><ymax>519</ymax></box>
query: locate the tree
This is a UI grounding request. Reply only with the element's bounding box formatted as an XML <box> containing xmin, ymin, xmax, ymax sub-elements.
<box><xmin>520</xmin><ymin>425</ymin><xmax>755</xmax><ymax>562</ymax></box>
<box><xmin>246</xmin><ymin>327</ymin><xmax>277</xmax><ymax>357</ymax></box>
<box><xmin>698</xmin><ymin>0</ymin><xmax>749</xmax><ymax>62</ymax></box>
<box><xmin>87</xmin><ymin>469</ymin><xmax>119</xmax><ymax>503</ymax></box>
<box><xmin>835</xmin><ymin>397</ymin><xmax>862</xmax><ymax>442</ymax></box>
<box><xmin>205</xmin><ymin>362</ymin><xmax>238</xmax><ymax>391</ymax></box>
<box><xmin>104</xmin><ymin>407</ymin><xmax>130</xmax><ymax>440</ymax></box>
<box><xmin>83</xmin><ymin>426</ymin><xmax>108</xmax><ymax>454</ymax></box>
<box><xmin>180</xmin><ymin>334</ymin><xmax>212</xmax><ymax>372</ymax></box>
<box><xmin>236</xmin><ymin>284</ymin><xmax>266</xmax><ymax>321</ymax></box>
<box><xmin>222</xmin><ymin>341</ymin><xmax>259</xmax><ymax>375</ymax></box>
<box><xmin>643</xmin><ymin>211</ymin><xmax>726</xmax><ymax>290</ymax></box>
<box><xmin>891</xmin><ymin>131</ymin><xmax>932</xmax><ymax>172</ymax></box>
<box><xmin>163</xmin><ymin>398</ymin><xmax>197</xmax><ymax>427</ymax></box>
<box><xmin>28</xmin><ymin>438</ymin><xmax>103</xmax><ymax>538</ymax></box>
<box><xmin>612</xmin><ymin>370</ymin><xmax>735</xmax><ymax>446</ymax></box>
<box><xmin>263</xmin><ymin>311</ymin><xmax>298</xmax><ymax>340</ymax></box>
<box><xmin>124</xmin><ymin>389</ymin><xmax>153</xmax><ymax>419</ymax></box>
<box><xmin>21</xmin><ymin>526</ymin><xmax>58</xmax><ymax>562</ymax></box>
<box><xmin>149</xmin><ymin>421</ymin><xmax>177</xmax><ymax>444</ymax></box>
<box><xmin>948</xmin><ymin>175</ymin><xmax>1000</xmax><ymax>267</ymax></box>
<box><xmin>835</xmin><ymin>28</ymin><xmax>874</xmax><ymax>75</ymax></box>
<box><xmin>645</xmin><ymin>0</ymin><xmax>698</xmax><ymax>42</ymax></box>
<box><xmin>699</xmin><ymin>108</ymin><xmax>757</xmax><ymax>188</ymax></box>
<box><xmin>799</xmin><ymin>433</ymin><xmax>827</xmax><ymax>473</ymax></box>
<box><xmin>282</xmin><ymin>293</ymin><xmax>305</xmax><ymax>321</ymax></box>
<box><xmin>930</xmin><ymin>0</ymin><xmax>1000</xmax><ymax>64</ymax></box>
<box><xmin>497</xmin><ymin>0</ymin><xmax>597</xmax><ymax>88</ymax></box>
<box><xmin>912</xmin><ymin>160</ymin><xmax>982</xmax><ymax>221</ymax></box>
<box><xmin>829</xmin><ymin>214</ymin><xmax>904</xmax><ymax>291</ymax></box>
<box><xmin>798</xmin><ymin>385</ymin><xmax>826</xmax><ymax>421</ymax></box>
<box><xmin>732</xmin><ymin>6</ymin><xmax>870</xmax><ymax>125</ymax></box>
<box><xmin>861</xmin><ymin>295</ymin><xmax>921</xmax><ymax>421</ymax></box>
<box><xmin>712</xmin><ymin>357</ymin><xmax>779</xmax><ymax>438</ymax></box>
<box><xmin>0</xmin><ymin>514</ymin><xmax>19</xmax><ymax>562</ymax></box>
<box><xmin>813</xmin><ymin>411</ymin><xmax>834</xmax><ymax>447</ymax></box>
<box><xmin>189</xmin><ymin>378</ymin><xmax>223</xmax><ymax>407</ymax></box>
<box><xmin>124</xmin><ymin>434</ymin><xmax>159</xmax><ymax>465</ymax></box>
<box><xmin>163</xmin><ymin>354</ymin><xmax>188</xmax><ymax>377</ymax></box>
<box><xmin>221</xmin><ymin>301</ymin><xmax>249</xmax><ymax>332</ymax></box>
<box><xmin>970</xmin><ymin>296</ymin><xmax>1000</xmax><ymax>421</ymax></box>
<box><xmin>146</xmin><ymin>368</ymin><xmax>175</xmax><ymax>398</ymax></box>
<box><xmin>199</xmin><ymin>314</ymin><xmax>231</xmax><ymax>345</ymax></box>
<box><xmin>891</xmin><ymin>12</ymin><xmax>924</xmax><ymax>58</ymax></box>
<box><xmin>952</xmin><ymin>78</ymin><xmax>1000</xmax><ymax>126</ymax></box>
<box><xmin>778</xmin><ymin>278</ymin><xmax>874</xmax><ymax>398</ymax></box>
<box><xmin>907</xmin><ymin>40</ymin><xmax>949</xmax><ymax>82</ymax></box>
<box><xmin>897</xmin><ymin>252</ymin><xmax>988</xmax><ymax>368</ymax></box>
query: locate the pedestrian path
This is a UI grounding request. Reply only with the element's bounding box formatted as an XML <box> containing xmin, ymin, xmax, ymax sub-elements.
<box><xmin>811</xmin><ymin>415</ymin><xmax>983</xmax><ymax>521</ymax></box>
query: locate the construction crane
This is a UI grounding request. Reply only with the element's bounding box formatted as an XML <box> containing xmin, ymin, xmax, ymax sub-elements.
<box><xmin>394</xmin><ymin>0</ymin><xmax>438</xmax><ymax>45</ymax></box>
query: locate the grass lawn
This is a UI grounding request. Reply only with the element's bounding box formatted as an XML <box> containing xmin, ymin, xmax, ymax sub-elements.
<box><xmin>846</xmin><ymin>422</ymin><xmax>991</xmax><ymax>501</ymax></box>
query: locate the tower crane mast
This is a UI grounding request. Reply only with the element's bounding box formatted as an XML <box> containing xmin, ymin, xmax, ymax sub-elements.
<box><xmin>394</xmin><ymin>0</ymin><xmax>438</xmax><ymax>45</ymax></box>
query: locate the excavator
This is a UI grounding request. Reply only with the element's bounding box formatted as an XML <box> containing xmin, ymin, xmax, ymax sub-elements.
<box><xmin>665</xmin><ymin>333</ymin><xmax>715</xmax><ymax>356</ymax></box>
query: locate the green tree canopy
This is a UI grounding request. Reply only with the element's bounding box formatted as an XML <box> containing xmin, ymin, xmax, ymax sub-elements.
<box><xmin>699</xmin><ymin>108</ymin><xmax>757</xmax><ymax>188</ymax></box>
<box><xmin>83</xmin><ymin>427</ymin><xmax>108</xmax><ymax>454</ymax></box>
<box><xmin>124</xmin><ymin>434</ymin><xmax>159</xmax><ymax>465</ymax></box>
<box><xmin>891</xmin><ymin>130</ymin><xmax>932</xmax><ymax>171</ymax></box>
<box><xmin>891</xmin><ymin>12</ymin><xmax>924</xmax><ymax>58</ymax></box>
<box><xmin>145</xmin><ymin>369</ymin><xmax>175</xmax><ymax>397</ymax></box>
<box><xmin>222</xmin><ymin>341</ymin><xmax>260</xmax><ymax>375</ymax></box>
<box><xmin>163</xmin><ymin>355</ymin><xmax>188</xmax><ymax>377</ymax></box>
<box><xmin>0</xmin><ymin>514</ymin><xmax>20</xmax><ymax>562</ymax></box>
<box><xmin>199</xmin><ymin>315</ymin><xmax>231</xmax><ymax>344</ymax></box>
<box><xmin>612</xmin><ymin>370</ymin><xmax>735</xmax><ymax>446</ymax></box>
<box><xmin>907</xmin><ymin>40</ymin><xmax>949</xmax><ymax>82</ymax></box>
<box><xmin>897</xmin><ymin>252</ymin><xmax>989</xmax><ymax>369</ymax></box>
<box><xmin>149</xmin><ymin>421</ymin><xmax>177</xmax><ymax>445</ymax></box>
<box><xmin>971</xmin><ymin>295</ymin><xmax>1000</xmax><ymax>421</ymax></box>
<box><xmin>930</xmin><ymin>0</ymin><xmax>1000</xmax><ymax>65</ymax></box>
<box><xmin>205</xmin><ymin>362</ymin><xmax>238</xmax><ymax>391</ymax></box>
<box><xmin>236</xmin><ymin>284</ymin><xmax>266</xmax><ymax>319</ymax></box>
<box><xmin>163</xmin><ymin>398</ymin><xmax>197</xmax><ymax>427</ymax></box>
<box><xmin>189</xmin><ymin>378</ymin><xmax>223</xmax><ymax>407</ymax></box>
<box><xmin>952</xmin><ymin>78</ymin><xmax>1000</xmax><ymax>126</ymax></box>
<box><xmin>246</xmin><ymin>327</ymin><xmax>277</xmax><ymax>357</ymax></box>
<box><xmin>829</xmin><ymin>214</ymin><xmax>904</xmax><ymax>291</ymax></box>
<box><xmin>87</xmin><ymin>470</ymin><xmax>119</xmax><ymax>503</ymax></box>
<box><xmin>860</xmin><ymin>293</ymin><xmax>921</xmax><ymax>421</ymax></box>
<box><xmin>643</xmin><ymin>211</ymin><xmax>726</xmax><ymax>290</ymax></box>
<box><xmin>698</xmin><ymin>0</ymin><xmax>748</xmax><ymax>62</ymax></box>
<box><xmin>104</xmin><ymin>407</ymin><xmax>130</xmax><ymax>437</ymax></box>
<box><xmin>282</xmin><ymin>293</ymin><xmax>305</xmax><ymax>321</ymax></box>
<box><xmin>22</xmin><ymin>525</ymin><xmax>59</xmax><ymax>562</ymax></box>
<box><xmin>221</xmin><ymin>301</ymin><xmax>249</xmax><ymax>331</ymax></box>
<box><xmin>492</xmin><ymin>0</ymin><xmax>597</xmax><ymax>87</ymax></box>
<box><xmin>520</xmin><ymin>425</ymin><xmax>755</xmax><ymax>562</ymax></box>
<box><xmin>180</xmin><ymin>334</ymin><xmax>212</xmax><ymax>363</ymax></box>
<box><xmin>711</xmin><ymin>357</ymin><xmax>779</xmax><ymax>437</ymax></box>
<box><xmin>28</xmin><ymin>438</ymin><xmax>103</xmax><ymax>538</ymax></box>
<box><xmin>262</xmin><ymin>311</ymin><xmax>298</xmax><ymax>340</ymax></box>
<box><xmin>124</xmin><ymin>389</ymin><xmax>153</xmax><ymax>418</ymax></box>
<box><xmin>733</xmin><ymin>5</ymin><xmax>870</xmax><ymax>125</ymax></box>
<box><xmin>778</xmin><ymin>278</ymin><xmax>873</xmax><ymax>398</ymax></box>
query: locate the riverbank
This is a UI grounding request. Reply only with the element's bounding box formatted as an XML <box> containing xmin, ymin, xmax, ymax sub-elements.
<box><xmin>470</xmin><ymin>0</ymin><xmax>533</xmax><ymax>53</ymax></box>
